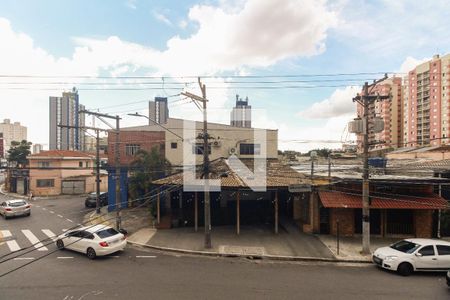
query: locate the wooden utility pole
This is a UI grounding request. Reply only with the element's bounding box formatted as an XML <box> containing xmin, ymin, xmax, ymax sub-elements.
<box><xmin>181</xmin><ymin>78</ymin><xmax>212</xmax><ymax>248</ymax></box>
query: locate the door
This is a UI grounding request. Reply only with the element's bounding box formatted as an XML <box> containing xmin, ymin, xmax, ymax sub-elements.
<box><xmin>62</xmin><ymin>180</ymin><xmax>85</xmax><ymax>194</ymax></box>
<box><xmin>414</xmin><ymin>245</ymin><xmax>438</xmax><ymax>270</ymax></box>
<box><xmin>436</xmin><ymin>245</ymin><xmax>450</xmax><ymax>270</ymax></box>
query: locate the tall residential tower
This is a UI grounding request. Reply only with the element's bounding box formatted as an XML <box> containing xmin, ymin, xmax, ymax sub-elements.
<box><xmin>230</xmin><ymin>95</ymin><xmax>252</xmax><ymax>128</ymax></box>
<box><xmin>49</xmin><ymin>88</ymin><xmax>86</xmax><ymax>151</ymax></box>
<box><xmin>149</xmin><ymin>97</ymin><xmax>169</xmax><ymax>124</ymax></box>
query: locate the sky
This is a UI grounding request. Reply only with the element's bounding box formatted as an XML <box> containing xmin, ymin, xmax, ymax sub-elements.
<box><xmin>0</xmin><ymin>0</ymin><xmax>449</xmax><ymax>152</ymax></box>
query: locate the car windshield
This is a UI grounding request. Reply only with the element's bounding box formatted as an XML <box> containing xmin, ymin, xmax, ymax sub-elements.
<box><xmin>96</xmin><ymin>228</ymin><xmax>119</xmax><ymax>239</ymax></box>
<box><xmin>9</xmin><ymin>201</ymin><xmax>27</xmax><ymax>207</ymax></box>
<box><xmin>390</xmin><ymin>240</ymin><xmax>421</xmax><ymax>253</ymax></box>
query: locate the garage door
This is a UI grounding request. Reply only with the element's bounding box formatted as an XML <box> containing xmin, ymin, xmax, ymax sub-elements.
<box><xmin>62</xmin><ymin>180</ymin><xmax>85</xmax><ymax>194</ymax></box>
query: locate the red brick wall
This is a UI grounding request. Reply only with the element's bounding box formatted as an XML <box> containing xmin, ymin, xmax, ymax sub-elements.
<box><xmin>414</xmin><ymin>210</ymin><xmax>433</xmax><ymax>238</ymax></box>
<box><xmin>108</xmin><ymin>131</ymin><xmax>165</xmax><ymax>166</ymax></box>
<box><xmin>330</xmin><ymin>208</ymin><xmax>354</xmax><ymax>236</ymax></box>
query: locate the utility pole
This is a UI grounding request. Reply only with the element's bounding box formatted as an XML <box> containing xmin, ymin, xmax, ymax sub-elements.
<box><xmin>58</xmin><ymin>124</ymin><xmax>107</xmax><ymax>215</ymax></box>
<box><xmin>181</xmin><ymin>78</ymin><xmax>212</xmax><ymax>249</ymax></box>
<box><xmin>353</xmin><ymin>74</ymin><xmax>389</xmax><ymax>254</ymax></box>
<box><xmin>79</xmin><ymin>110</ymin><xmax>122</xmax><ymax>230</ymax></box>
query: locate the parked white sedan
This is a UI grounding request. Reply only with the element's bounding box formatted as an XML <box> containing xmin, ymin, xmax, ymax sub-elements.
<box><xmin>373</xmin><ymin>238</ymin><xmax>450</xmax><ymax>276</ymax></box>
<box><xmin>0</xmin><ymin>199</ymin><xmax>31</xmax><ymax>219</ymax></box>
<box><xmin>56</xmin><ymin>225</ymin><xmax>127</xmax><ymax>259</ymax></box>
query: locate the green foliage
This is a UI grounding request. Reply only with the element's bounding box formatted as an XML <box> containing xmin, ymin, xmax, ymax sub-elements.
<box><xmin>7</xmin><ymin>140</ymin><xmax>32</xmax><ymax>166</ymax></box>
<box><xmin>128</xmin><ymin>146</ymin><xmax>171</xmax><ymax>202</ymax></box>
<box><xmin>304</xmin><ymin>148</ymin><xmax>332</xmax><ymax>157</ymax></box>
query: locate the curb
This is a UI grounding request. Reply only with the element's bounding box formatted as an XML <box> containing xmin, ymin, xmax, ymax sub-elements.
<box><xmin>127</xmin><ymin>240</ymin><xmax>372</xmax><ymax>264</ymax></box>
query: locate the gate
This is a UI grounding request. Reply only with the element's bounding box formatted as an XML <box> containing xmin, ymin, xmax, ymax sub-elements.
<box><xmin>62</xmin><ymin>180</ymin><xmax>85</xmax><ymax>194</ymax></box>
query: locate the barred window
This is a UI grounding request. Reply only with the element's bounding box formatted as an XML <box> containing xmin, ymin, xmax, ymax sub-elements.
<box><xmin>36</xmin><ymin>179</ymin><xmax>54</xmax><ymax>187</ymax></box>
<box><xmin>239</xmin><ymin>143</ymin><xmax>261</xmax><ymax>155</ymax></box>
<box><xmin>125</xmin><ymin>144</ymin><xmax>141</xmax><ymax>156</ymax></box>
<box><xmin>38</xmin><ymin>161</ymin><xmax>50</xmax><ymax>168</ymax></box>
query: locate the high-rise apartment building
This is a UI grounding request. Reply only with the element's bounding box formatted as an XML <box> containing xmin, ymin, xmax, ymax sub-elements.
<box><xmin>405</xmin><ymin>54</ymin><xmax>450</xmax><ymax>147</ymax></box>
<box><xmin>149</xmin><ymin>97</ymin><xmax>169</xmax><ymax>124</ymax></box>
<box><xmin>32</xmin><ymin>143</ymin><xmax>43</xmax><ymax>154</ymax></box>
<box><xmin>0</xmin><ymin>118</ymin><xmax>27</xmax><ymax>156</ymax></box>
<box><xmin>356</xmin><ymin>77</ymin><xmax>403</xmax><ymax>151</ymax></box>
<box><xmin>230</xmin><ymin>95</ymin><xmax>252</xmax><ymax>128</ymax></box>
<box><xmin>49</xmin><ymin>88</ymin><xmax>86</xmax><ymax>151</ymax></box>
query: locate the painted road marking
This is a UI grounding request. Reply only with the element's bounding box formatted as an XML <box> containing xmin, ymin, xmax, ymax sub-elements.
<box><xmin>35</xmin><ymin>205</ymin><xmax>40</xmax><ymax>207</ymax></box>
<box><xmin>22</xmin><ymin>230</ymin><xmax>48</xmax><ymax>251</ymax></box>
<box><xmin>42</xmin><ymin>229</ymin><xmax>57</xmax><ymax>241</ymax></box>
<box><xmin>49</xmin><ymin>211</ymin><xmax>55</xmax><ymax>214</ymax></box>
<box><xmin>57</xmin><ymin>214</ymin><xmax>64</xmax><ymax>218</ymax></box>
<box><xmin>57</xmin><ymin>256</ymin><xmax>74</xmax><ymax>259</ymax></box>
<box><xmin>13</xmin><ymin>257</ymin><xmax>34</xmax><ymax>260</ymax></box>
<box><xmin>66</xmin><ymin>219</ymin><xmax>73</xmax><ymax>223</ymax></box>
<box><xmin>0</xmin><ymin>230</ymin><xmax>21</xmax><ymax>252</ymax></box>
<box><xmin>135</xmin><ymin>255</ymin><xmax>157</xmax><ymax>258</ymax></box>
<box><xmin>62</xmin><ymin>229</ymin><xmax>68</xmax><ymax>232</ymax></box>
<box><xmin>42</xmin><ymin>207</ymin><xmax>47</xmax><ymax>210</ymax></box>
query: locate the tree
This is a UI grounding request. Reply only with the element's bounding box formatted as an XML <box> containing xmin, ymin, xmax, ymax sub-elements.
<box><xmin>128</xmin><ymin>146</ymin><xmax>171</xmax><ymax>202</ymax></box>
<box><xmin>7</xmin><ymin>140</ymin><xmax>32</xmax><ymax>167</ymax></box>
<box><xmin>305</xmin><ymin>148</ymin><xmax>332</xmax><ymax>158</ymax></box>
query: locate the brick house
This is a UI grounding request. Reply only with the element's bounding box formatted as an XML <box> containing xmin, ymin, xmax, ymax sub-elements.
<box><xmin>28</xmin><ymin>150</ymin><xmax>108</xmax><ymax>196</ymax></box>
<box><xmin>314</xmin><ymin>179</ymin><xmax>448</xmax><ymax>238</ymax></box>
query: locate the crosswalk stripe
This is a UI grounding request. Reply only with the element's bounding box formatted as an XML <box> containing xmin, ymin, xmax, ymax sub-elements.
<box><xmin>42</xmin><ymin>229</ymin><xmax>57</xmax><ymax>241</ymax></box>
<box><xmin>22</xmin><ymin>230</ymin><xmax>48</xmax><ymax>251</ymax></box>
<box><xmin>0</xmin><ymin>230</ymin><xmax>21</xmax><ymax>252</ymax></box>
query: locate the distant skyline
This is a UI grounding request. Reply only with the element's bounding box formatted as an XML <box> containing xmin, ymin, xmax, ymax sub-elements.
<box><xmin>0</xmin><ymin>0</ymin><xmax>449</xmax><ymax>152</ymax></box>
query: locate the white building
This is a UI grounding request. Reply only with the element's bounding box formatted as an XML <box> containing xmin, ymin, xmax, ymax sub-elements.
<box><xmin>121</xmin><ymin>118</ymin><xmax>278</xmax><ymax>166</ymax></box>
<box><xmin>0</xmin><ymin>119</ymin><xmax>27</xmax><ymax>156</ymax></box>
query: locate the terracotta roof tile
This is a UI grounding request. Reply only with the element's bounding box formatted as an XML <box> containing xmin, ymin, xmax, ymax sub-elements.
<box><xmin>319</xmin><ymin>191</ymin><xmax>447</xmax><ymax>210</ymax></box>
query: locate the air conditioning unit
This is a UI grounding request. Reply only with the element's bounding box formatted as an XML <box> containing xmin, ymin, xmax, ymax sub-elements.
<box><xmin>212</xmin><ymin>140</ymin><xmax>221</xmax><ymax>147</ymax></box>
<box><xmin>229</xmin><ymin>147</ymin><xmax>237</xmax><ymax>155</ymax></box>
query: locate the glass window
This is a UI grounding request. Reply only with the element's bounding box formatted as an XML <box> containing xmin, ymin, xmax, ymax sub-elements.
<box><xmin>79</xmin><ymin>161</ymin><xmax>83</xmax><ymax>168</ymax></box>
<box><xmin>36</xmin><ymin>179</ymin><xmax>55</xmax><ymax>187</ymax></box>
<box><xmin>96</xmin><ymin>228</ymin><xmax>119</xmax><ymax>238</ymax></box>
<box><xmin>437</xmin><ymin>245</ymin><xmax>450</xmax><ymax>255</ymax></box>
<box><xmin>38</xmin><ymin>161</ymin><xmax>50</xmax><ymax>168</ymax></box>
<box><xmin>390</xmin><ymin>240</ymin><xmax>420</xmax><ymax>253</ymax></box>
<box><xmin>9</xmin><ymin>201</ymin><xmax>27</xmax><ymax>207</ymax></box>
<box><xmin>125</xmin><ymin>144</ymin><xmax>141</xmax><ymax>156</ymax></box>
<box><xmin>171</xmin><ymin>142</ymin><xmax>177</xmax><ymax>149</ymax></box>
<box><xmin>193</xmin><ymin>143</ymin><xmax>211</xmax><ymax>155</ymax></box>
<box><xmin>239</xmin><ymin>143</ymin><xmax>261</xmax><ymax>155</ymax></box>
<box><xmin>418</xmin><ymin>245</ymin><xmax>435</xmax><ymax>256</ymax></box>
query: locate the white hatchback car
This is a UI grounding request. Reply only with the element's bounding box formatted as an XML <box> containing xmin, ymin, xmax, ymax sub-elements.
<box><xmin>56</xmin><ymin>225</ymin><xmax>127</xmax><ymax>259</ymax></box>
<box><xmin>373</xmin><ymin>238</ymin><xmax>450</xmax><ymax>276</ymax></box>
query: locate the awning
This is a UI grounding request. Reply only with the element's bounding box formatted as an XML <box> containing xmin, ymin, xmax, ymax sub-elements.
<box><xmin>318</xmin><ymin>191</ymin><xmax>448</xmax><ymax>210</ymax></box>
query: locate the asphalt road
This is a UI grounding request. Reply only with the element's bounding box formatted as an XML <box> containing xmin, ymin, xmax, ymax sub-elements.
<box><xmin>1</xmin><ymin>193</ymin><xmax>449</xmax><ymax>299</ymax></box>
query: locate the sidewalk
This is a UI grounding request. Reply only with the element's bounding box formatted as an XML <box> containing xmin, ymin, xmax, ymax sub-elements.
<box><xmin>318</xmin><ymin>235</ymin><xmax>399</xmax><ymax>262</ymax></box>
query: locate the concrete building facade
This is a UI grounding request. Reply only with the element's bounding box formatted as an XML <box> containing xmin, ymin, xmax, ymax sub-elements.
<box><xmin>115</xmin><ymin>118</ymin><xmax>278</xmax><ymax>167</ymax></box>
<box><xmin>0</xmin><ymin>118</ymin><xmax>27</xmax><ymax>156</ymax></box>
<box><xmin>230</xmin><ymin>95</ymin><xmax>252</xmax><ymax>128</ymax></box>
<box><xmin>32</xmin><ymin>143</ymin><xmax>43</xmax><ymax>154</ymax></box>
<box><xmin>406</xmin><ymin>54</ymin><xmax>450</xmax><ymax>147</ymax></box>
<box><xmin>356</xmin><ymin>77</ymin><xmax>403</xmax><ymax>151</ymax></box>
<box><xmin>149</xmin><ymin>97</ymin><xmax>169</xmax><ymax>124</ymax></box>
<box><xmin>49</xmin><ymin>88</ymin><xmax>86</xmax><ymax>151</ymax></box>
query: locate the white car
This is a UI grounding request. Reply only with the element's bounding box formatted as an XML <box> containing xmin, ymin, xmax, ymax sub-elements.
<box><xmin>56</xmin><ymin>225</ymin><xmax>127</xmax><ymax>259</ymax></box>
<box><xmin>0</xmin><ymin>199</ymin><xmax>31</xmax><ymax>219</ymax></box>
<box><xmin>373</xmin><ymin>238</ymin><xmax>450</xmax><ymax>276</ymax></box>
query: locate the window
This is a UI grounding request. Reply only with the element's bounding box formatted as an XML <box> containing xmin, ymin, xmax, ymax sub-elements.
<box><xmin>96</xmin><ymin>228</ymin><xmax>119</xmax><ymax>239</ymax></box>
<box><xmin>437</xmin><ymin>245</ymin><xmax>450</xmax><ymax>255</ymax></box>
<box><xmin>36</xmin><ymin>179</ymin><xmax>54</xmax><ymax>188</ymax></box>
<box><xmin>418</xmin><ymin>245</ymin><xmax>435</xmax><ymax>256</ymax></box>
<box><xmin>79</xmin><ymin>161</ymin><xmax>83</xmax><ymax>168</ymax></box>
<box><xmin>239</xmin><ymin>143</ymin><xmax>261</xmax><ymax>155</ymax></box>
<box><xmin>193</xmin><ymin>143</ymin><xmax>211</xmax><ymax>155</ymax></box>
<box><xmin>85</xmin><ymin>162</ymin><xmax>90</xmax><ymax>168</ymax></box>
<box><xmin>171</xmin><ymin>142</ymin><xmax>177</xmax><ymax>149</ymax></box>
<box><xmin>125</xmin><ymin>144</ymin><xmax>141</xmax><ymax>156</ymax></box>
<box><xmin>38</xmin><ymin>161</ymin><xmax>50</xmax><ymax>168</ymax></box>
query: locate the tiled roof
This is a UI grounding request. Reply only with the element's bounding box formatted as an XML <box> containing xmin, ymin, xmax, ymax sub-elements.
<box><xmin>318</xmin><ymin>191</ymin><xmax>447</xmax><ymax>210</ymax></box>
<box><xmin>28</xmin><ymin>150</ymin><xmax>94</xmax><ymax>159</ymax></box>
<box><xmin>153</xmin><ymin>158</ymin><xmax>319</xmax><ymax>188</ymax></box>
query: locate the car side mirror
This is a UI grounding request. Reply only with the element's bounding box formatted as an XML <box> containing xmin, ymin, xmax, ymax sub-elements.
<box><xmin>415</xmin><ymin>252</ymin><xmax>423</xmax><ymax>257</ymax></box>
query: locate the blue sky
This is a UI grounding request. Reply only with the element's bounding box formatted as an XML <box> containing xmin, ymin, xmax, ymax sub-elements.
<box><xmin>0</xmin><ymin>0</ymin><xmax>449</xmax><ymax>151</ymax></box>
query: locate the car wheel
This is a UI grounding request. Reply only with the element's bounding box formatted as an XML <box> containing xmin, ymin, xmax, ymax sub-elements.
<box><xmin>56</xmin><ymin>239</ymin><xmax>64</xmax><ymax>250</ymax></box>
<box><xmin>86</xmin><ymin>247</ymin><xmax>97</xmax><ymax>260</ymax></box>
<box><xmin>4</xmin><ymin>214</ymin><xmax>8</xmax><ymax>220</ymax></box>
<box><xmin>397</xmin><ymin>262</ymin><xmax>413</xmax><ymax>276</ymax></box>
<box><xmin>27</xmin><ymin>212</ymin><xmax>31</xmax><ymax>217</ymax></box>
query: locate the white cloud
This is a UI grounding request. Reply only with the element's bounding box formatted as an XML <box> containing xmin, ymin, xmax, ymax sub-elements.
<box><xmin>178</xmin><ymin>20</ymin><xmax>188</xmax><ymax>29</ymax></box>
<box><xmin>153</xmin><ymin>11</ymin><xmax>173</xmax><ymax>26</ymax></box>
<box><xmin>297</xmin><ymin>86</ymin><xmax>358</xmax><ymax>119</ymax></box>
<box><xmin>398</xmin><ymin>56</ymin><xmax>429</xmax><ymax>75</ymax></box>
<box><xmin>125</xmin><ymin>0</ymin><xmax>137</xmax><ymax>10</ymax></box>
